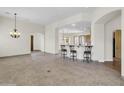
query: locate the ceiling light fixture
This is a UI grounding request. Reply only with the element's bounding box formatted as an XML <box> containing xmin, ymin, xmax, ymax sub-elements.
<box><xmin>10</xmin><ymin>13</ymin><xmax>20</xmax><ymax>38</ymax></box>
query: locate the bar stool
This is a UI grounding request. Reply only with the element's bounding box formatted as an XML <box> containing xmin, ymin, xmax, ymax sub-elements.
<box><xmin>69</xmin><ymin>45</ymin><xmax>77</xmax><ymax>61</ymax></box>
<box><xmin>60</xmin><ymin>45</ymin><xmax>67</xmax><ymax>58</ymax></box>
<box><xmin>83</xmin><ymin>46</ymin><xmax>93</xmax><ymax>63</ymax></box>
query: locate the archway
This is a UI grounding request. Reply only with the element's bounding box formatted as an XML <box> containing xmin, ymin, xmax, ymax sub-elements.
<box><xmin>91</xmin><ymin>9</ymin><xmax>122</xmax><ymax>74</ymax></box>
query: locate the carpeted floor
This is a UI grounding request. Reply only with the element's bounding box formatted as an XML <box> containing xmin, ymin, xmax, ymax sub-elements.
<box><xmin>0</xmin><ymin>51</ymin><xmax>124</xmax><ymax>86</ymax></box>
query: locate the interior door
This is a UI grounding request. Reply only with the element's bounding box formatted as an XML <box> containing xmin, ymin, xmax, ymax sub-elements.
<box><xmin>113</xmin><ymin>32</ymin><xmax>115</xmax><ymax>57</ymax></box>
<box><xmin>31</xmin><ymin>35</ymin><xmax>34</xmax><ymax>51</ymax></box>
<box><xmin>115</xmin><ymin>30</ymin><xmax>121</xmax><ymax>59</ymax></box>
<box><xmin>114</xmin><ymin>30</ymin><xmax>121</xmax><ymax>72</ymax></box>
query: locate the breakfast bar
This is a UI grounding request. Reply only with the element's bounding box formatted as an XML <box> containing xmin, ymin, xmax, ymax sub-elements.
<box><xmin>61</xmin><ymin>45</ymin><xmax>93</xmax><ymax>61</ymax></box>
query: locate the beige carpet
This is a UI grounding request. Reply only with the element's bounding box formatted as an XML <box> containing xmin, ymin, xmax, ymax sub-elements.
<box><xmin>0</xmin><ymin>51</ymin><xmax>124</xmax><ymax>86</ymax></box>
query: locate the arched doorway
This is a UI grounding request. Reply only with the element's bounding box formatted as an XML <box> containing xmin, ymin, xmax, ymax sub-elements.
<box><xmin>91</xmin><ymin>9</ymin><xmax>122</xmax><ymax>74</ymax></box>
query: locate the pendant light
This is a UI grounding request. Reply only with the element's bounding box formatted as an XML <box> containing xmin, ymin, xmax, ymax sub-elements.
<box><xmin>10</xmin><ymin>13</ymin><xmax>20</xmax><ymax>38</ymax></box>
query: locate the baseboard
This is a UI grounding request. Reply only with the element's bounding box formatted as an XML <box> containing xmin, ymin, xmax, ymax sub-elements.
<box><xmin>43</xmin><ymin>50</ymin><xmax>58</xmax><ymax>55</ymax></box>
<box><xmin>43</xmin><ymin>52</ymin><xmax>59</xmax><ymax>55</ymax></box>
<box><xmin>0</xmin><ymin>53</ymin><xmax>31</xmax><ymax>59</ymax></box>
<box><xmin>104</xmin><ymin>61</ymin><xmax>113</xmax><ymax>62</ymax></box>
<box><xmin>33</xmin><ymin>50</ymin><xmax>41</xmax><ymax>51</ymax></box>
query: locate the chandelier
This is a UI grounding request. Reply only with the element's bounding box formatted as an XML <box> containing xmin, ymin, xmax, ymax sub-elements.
<box><xmin>10</xmin><ymin>13</ymin><xmax>20</xmax><ymax>38</ymax></box>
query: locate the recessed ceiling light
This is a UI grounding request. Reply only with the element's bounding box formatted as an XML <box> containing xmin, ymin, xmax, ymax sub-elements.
<box><xmin>72</xmin><ymin>24</ymin><xmax>76</xmax><ymax>26</ymax></box>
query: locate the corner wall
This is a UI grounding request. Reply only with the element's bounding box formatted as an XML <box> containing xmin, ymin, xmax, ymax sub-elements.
<box><xmin>91</xmin><ymin>24</ymin><xmax>105</xmax><ymax>62</ymax></box>
<box><xmin>45</xmin><ymin>24</ymin><xmax>57</xmax><ymax>54</ymax></box>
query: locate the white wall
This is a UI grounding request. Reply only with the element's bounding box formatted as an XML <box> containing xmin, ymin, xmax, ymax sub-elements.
<box><xmin>104</xmin><ymin>15</ymin><xmax>121</xmax><ymax>61</ymax></box>
<box><xmin>91</xmin><ymin>24</ymin><xmax>105</xmax><ymax>62</ymax></box>
<box><xmin>0</xmin><ymin>16</ymin><xmax>44</xmax><ymax>57</ymax></box>
<box><xmin>45</xmin><ymin>24</ymin><xmax>57</xmax><ymax>54</ymax></box>
<box><xmin>41</xmin><ymin>32</ymin><xmax>45</xmax><ymax>52</ymax></box>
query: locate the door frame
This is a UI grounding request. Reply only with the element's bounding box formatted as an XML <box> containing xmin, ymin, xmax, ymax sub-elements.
<box><xmin>113</xmin><ymin>30</ymin><xmax>121</xmax><ymax>73</ymax></box>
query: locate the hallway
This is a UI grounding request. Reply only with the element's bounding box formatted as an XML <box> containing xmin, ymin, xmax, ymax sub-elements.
<box><xmin>0</xmin><ymin>51</ymin><xmax>124</xmax><ymax>86</ymax></box>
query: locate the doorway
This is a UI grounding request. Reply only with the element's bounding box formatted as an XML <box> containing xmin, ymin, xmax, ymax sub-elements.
<box><xmin>31</xmin><ymin>35</ymin><xmax>34</xmax><ymax>51</ymax></box>
<box><xmin>113</xmin><ymin>30</ymin><xmax>121</xmax><ymax>72</ymax></box>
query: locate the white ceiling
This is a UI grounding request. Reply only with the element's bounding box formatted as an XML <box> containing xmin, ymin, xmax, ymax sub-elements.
<box><xmin>59</xmin><ymin>21</ymin><xmax>91</xmax><ymax>34</ymax></box>
<box><xmin>0</xmin><ymin>7</ymin><xmax>96</xmax><ymax>25</ymax></box>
